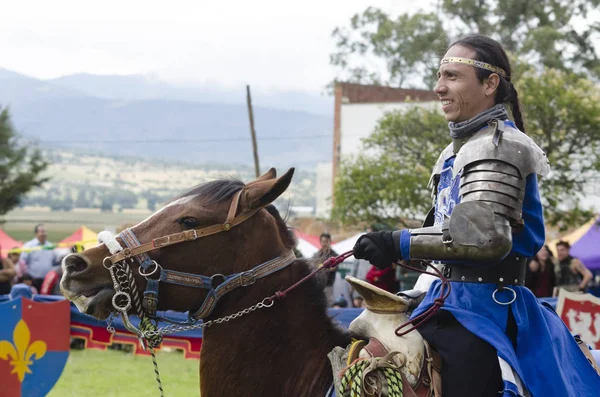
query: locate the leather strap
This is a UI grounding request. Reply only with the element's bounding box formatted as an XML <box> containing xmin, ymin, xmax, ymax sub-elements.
<box><xmin>346</xmin><ymin>340</ymin><xmax>368</xmax><ymax>366</ymax></box>
<box><xmin>352</xmin><ymin>338</ymin><xmax>430</xmax><ymax>397</ymax></box>
<box><xmin>225</xmin><ymin>189</ymin><xmax>243</xmax><ymax>226</ymax></box>
<box><xmin>442</xmin><ymin>255</ymin><xmax>527</xmax><ymax>286</ymax></box>
<box><xmin>363</xmin><ymin>338</ymin><xmax>388</xmax><ymax>359</ymax></box>
<box><xmin>108</xmin><ymin>189</ymin><xmax>260</xmax><ymax>264</ymax></box>
<box><xmin>576</xmin><ymin>335</ymin><xmax>600</xmax><ymax>376</ymax></box>
<box><xmin>190</xmin><ymin>250</ymin><xmax>297</xmax><ymax>319</ymax></box>
<box><xmin>414</xmin><ymin>341</ymin><xmax>442</xmax><ymax>397</ymax></box>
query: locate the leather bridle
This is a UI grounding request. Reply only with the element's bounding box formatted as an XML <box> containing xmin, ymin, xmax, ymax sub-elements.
<box><xmin>97</xmin><ymin>188</ymin><xmax>296</xmax><ymax>345</ymax></box>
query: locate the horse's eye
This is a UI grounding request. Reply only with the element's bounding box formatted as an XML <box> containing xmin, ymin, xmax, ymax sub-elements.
<box><xmin>178</xmin><ymin>217</ymin><xmax>199</xmax><ymax>229</ymax></box>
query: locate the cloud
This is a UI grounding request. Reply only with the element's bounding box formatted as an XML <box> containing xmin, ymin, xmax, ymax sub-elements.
<box><xmin>0</xmin><ymin>0</ymin><xmax>416</xmax><ymax>91</ymax></box>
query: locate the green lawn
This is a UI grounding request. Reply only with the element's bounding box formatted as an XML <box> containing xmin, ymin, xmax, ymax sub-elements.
<box><xmin>2</xmin><ymin>208</ymin><xmax>152</xmax><ymax>244</ymax></box>
<box><xmin>48</xmin><ymin>349</ymin><xmax>200</xmax><ymax>397</ymax></box>
<box><xmin>5</xmin><ymin>229</ymin><xmax>71</xmax><ymax>243</ymax></box>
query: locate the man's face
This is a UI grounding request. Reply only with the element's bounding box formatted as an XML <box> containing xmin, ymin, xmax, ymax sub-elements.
<box><xmin>434</xmin><ymin>45</ymin><xmax>495</xmax><ymax>123</ymax></box>
<box><xmin>36</xmin><ymin>226</ymin><xmax>47</xmax><ymax>243</ymax></box>
<box><xmin>557</xmin><ymin>245</ymin><xmax>570</xmax><ymax>261</ymax></box>
<box><xmin>320</xmin><ymin>237</ymin><xmax>331</xmax><ymax>249</ymax></box>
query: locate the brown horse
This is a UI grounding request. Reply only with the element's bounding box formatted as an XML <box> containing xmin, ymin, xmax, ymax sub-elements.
<box><xmin>60</xmin><ymin>168</ymin><xmax>351</xmax><ymax>396</ymax></box>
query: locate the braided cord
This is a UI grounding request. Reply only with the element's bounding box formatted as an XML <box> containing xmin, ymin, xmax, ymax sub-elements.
<box><xmin>149</xmin><ymin>347</ymin><xmax>164</xmax><ymax>397</ymax></box>
<box><xmin>340</xmin><ymin>359</ymin><xmax>404</xmax><ymax>397</ymax></box>
<box><xmin>341</xmin><ymin>360</ymin><xmax>369</xmax><ymax>397</ymax></box>
<box><xmin>383</xmin><ymin>367</ymin><xmax>403</xmax><ymax>397</ymax></box>
<box><xmin>117</xmin><ymin>262</ymin><xmax>164</xmax><ymax>392</ymax></box>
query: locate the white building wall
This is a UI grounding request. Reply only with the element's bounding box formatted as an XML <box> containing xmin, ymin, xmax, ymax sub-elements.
<box><xmin>315</xmin><ymin>162</ymin><xmax>333</xmax><ymax>218</ymax></box>
<box><xmin>340</xmin><ymin>101</ymin><xmax>439</xmax><ymax>157</ymax></box>
<box><xmin>315</xmin><ymin>101</ymin><xmax>439</xmax><ymax>219</ymax></box>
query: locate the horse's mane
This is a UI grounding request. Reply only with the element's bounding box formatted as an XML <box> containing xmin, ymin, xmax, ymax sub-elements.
<box><xmin>175</xmin><ymin>178</ymin><xmax>297</xmax><ymax>251</ymax></box>
<box><xmin>174</xmin><ymin>179</ymin><xmax>245</xmax><ymax>203</ymax></box>
<box><xmin>181</xmin><ymin>181</ymin><xmax>346</xmax><ymax>397</ymax></box>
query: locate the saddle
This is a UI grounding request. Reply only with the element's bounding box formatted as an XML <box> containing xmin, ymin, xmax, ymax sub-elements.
<box><xmin>335</xmin><ymin>276</ymin><xmax>442</xmax><ymax>397</ymax></box>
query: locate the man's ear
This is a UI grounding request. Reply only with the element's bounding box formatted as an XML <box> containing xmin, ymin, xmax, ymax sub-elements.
<box><xmin>242</xmin><ymin>168</ymin><xmax>294</xmax><ymax>210</ymax></box>
<box><xmin>485</xmin><ymin>73</ymin><xmax>500</xmax><ymax>97</ymax></box>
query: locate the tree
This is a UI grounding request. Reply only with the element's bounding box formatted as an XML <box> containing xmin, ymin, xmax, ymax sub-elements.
<box><xmin>75</xmin><ymin>189</ymin><xmax>90</xmax><ymax>208</ymax></box>
<box><xmin>330</xmin><ymin>8</ymin><xmax>447</xmax><ymax>89</ymax></box>
<box><xmin>332</xmin><ymin>106</ymin><xmax>448</xmax><ymax>227</ymax></box>
<box><xmin>0</xmin><ymin>107</ymin><xmax>48</xmax><ymax>215</ymax></box>
<box><xmin>517</xmin><ymin>68</ymin><xmax>600</xmax><ymax>229</ymax></box>
<box><xmin>100</xmin><ymin>198</ymin><xmax>113</xmax><ymax>212</ymax></box>
<box><xmin>113</xmin><ymin>190</ymin><xmax>138</xmax><ymax>210</ymax></box>
<box><xmin>331</xmin><ymin>0</ymin><xmax>600</xmax><ymax>89</ymax></box>
<box><xmin>330</xmin><ymin>0</ymin><xmax>600</xmax><ymax>229</ymax></box>
<box><xmin>332</xmin><ymin>69</ymin><xmax>600</xmax><ymax>229</ymax></box>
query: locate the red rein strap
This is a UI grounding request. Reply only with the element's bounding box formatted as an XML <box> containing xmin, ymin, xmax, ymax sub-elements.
<box><xmin>269</xmin><ymin>251</ymin><xmax>354</xmax><ymax>302</ymax></box>
<box><xmin>268</xmin><ymin>250</ymin><xmax>449</xmax><ymax>338</ymax></box>
<box><xmin>394</xmin><ymin>260</ymin><xmax>451</xmax><ymax>337</ymax></box>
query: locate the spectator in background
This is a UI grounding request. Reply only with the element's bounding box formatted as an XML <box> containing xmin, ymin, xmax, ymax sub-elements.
<box><xmin>20</xmin><ymin>224</ymin><xmax>59</xmax><ymax>291</ymax></box>
<box><xmin>19</xmin><ymin>274</ymin><xmax>39</xmax><ymax>294</ymax></box>
<box><xmin>8</xmin><ymin>250</ymin><xmax>25</xmax><ymax>281</ymax></box>
<box><xmin>555</xmin><ymin>240</ymin><xmax>593</xmax><ymax>294</ymax></box>
<box><xmin>40</xmin><ymin>247</ymin><xmax>71</xmax><ymax>295</ymax></box>
<box><xmin>365</xmin><ymin>263</ymin><xmax>399</xmax><ymax>294</ymax></box>
<box><xmin>312</xmin><ymin>232</ymin><xmax>338</xmax><ymax>306</ymax></box>
<box><xmin>0</xmin><ymin>246</ymin><xmax>17</xmax><ymax>295</ymax></box>
<box><xmin>332</xmin><ymin>295</ymin><xmax>348</xmax><ymax>309</ymax></box>
<box><xmin>352</xmin><ymin>296</ymin><xmax>365</xmax><ymax>308</ymax></box>
<box><xmin>40</xmin><ymin>266</ymin><xmax>64</xmax><ymax>295</ymax></box>
<box><xmin>525</xmin><ymin>245</ymin><xmax>556</xmax><ymax>297</ymax></box>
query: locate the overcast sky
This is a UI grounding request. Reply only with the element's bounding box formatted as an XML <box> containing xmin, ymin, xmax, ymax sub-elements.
<box><xmin>0</xmin><ymin>0</ymin><xmax>427</xmax><ymax>92</ymax></box>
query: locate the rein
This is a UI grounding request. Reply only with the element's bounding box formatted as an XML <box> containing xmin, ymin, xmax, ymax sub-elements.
<box><xmin>393</xmin><ymin>261</ymin><xmax>451</xmax><ymax>337</ymax></box>
<box><xmin>93</xmin><ymin>185</ymin><xmax>448</xmax><ymax>396</ymax></box>
<box><xmin>98</xmin><ymin>188</ymin><xmax>298</xmax><ymax>343</ymax></box>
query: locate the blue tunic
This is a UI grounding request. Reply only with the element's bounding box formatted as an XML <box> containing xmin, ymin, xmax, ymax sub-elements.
<box><xmin>409</xmin><ymin>121</ymin><xmax>600</xmax><ymax>396</ymax></box>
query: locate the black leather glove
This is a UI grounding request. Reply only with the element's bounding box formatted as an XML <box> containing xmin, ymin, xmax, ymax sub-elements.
<box><xmin>353</xmin><ymin>231</ymin><xmax>401</xmax><ymax>269</ymax></box>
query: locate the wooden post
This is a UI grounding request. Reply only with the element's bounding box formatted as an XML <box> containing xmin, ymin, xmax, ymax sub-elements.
<box><xmin>246</xmin><ymin>85</ymin><xmax>260</xmax><ymax>178</ymax></box>
<box><xmin>331</xmin><ymin>83</ymin><xmax>343</xmax><ymax>206</ymax></box>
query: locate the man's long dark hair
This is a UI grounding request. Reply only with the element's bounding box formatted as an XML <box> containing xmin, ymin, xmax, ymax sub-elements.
<box><xmin>452</xmin><ymin>34</ymin><xmax>526</xmax><ymax>133</ymax></box>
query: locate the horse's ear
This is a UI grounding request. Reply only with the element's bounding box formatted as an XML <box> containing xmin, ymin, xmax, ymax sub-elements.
<box><xmin>242</xmin><ymin>168</ymin><xmax>294</xmax><ymax>210</ymax></box>
<box><xmin>247</xmin><ymin>168</ymin><xmax>277</xmax><ymax>185</ymax></box>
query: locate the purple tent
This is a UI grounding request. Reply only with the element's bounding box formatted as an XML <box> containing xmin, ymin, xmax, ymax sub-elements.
<box><xmin>567</xmin><ymin>217</ymin><xmax>600</xmax><ymax>270</ymax></box>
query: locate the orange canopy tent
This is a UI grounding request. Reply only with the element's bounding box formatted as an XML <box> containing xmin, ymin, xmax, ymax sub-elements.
<box><xmin>0</xmin><ymin>229</ymin><xmax>23</xmax><ymax>258</ymax></box>
<box><xmin>59</xmin><ymin>226</ymin><xmax>99</xmax><ymax>250</ymax></box>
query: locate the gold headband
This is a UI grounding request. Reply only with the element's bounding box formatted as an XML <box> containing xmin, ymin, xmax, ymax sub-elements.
<box><xmin>441</xmin><ymin>57</ymin><xmax>507</xmax><ymax>78</ymax></box>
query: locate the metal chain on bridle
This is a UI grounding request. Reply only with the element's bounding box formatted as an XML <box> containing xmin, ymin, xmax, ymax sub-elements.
<box><xmin>104</xmin><ymin>248</ymin><xmax>350</xmax><ymax>397</ymax></box>
<box><xmin>97</xmin><ymin>187</ymin><xmax>451</xmax><ymax>397</ymax></box>
<box><xmin>103</xmin><ymin>248</ymin><xmax>449</xmax><ymax>397</ymax></box>
<box><xmin>104</xmin><ymin>257</ymin><xmax>165</xmax><ymax>396</ymax></box>
<box><xmin>94</xmin><ymin>188</ymin><xmax>353</xmax><ymax>396</ymax></box>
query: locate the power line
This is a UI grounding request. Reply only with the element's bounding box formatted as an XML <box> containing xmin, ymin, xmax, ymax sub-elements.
<box><xmin>38</xmin><ymin>134</ymin><xmax>333</xmax><ymax>144</ymax></box>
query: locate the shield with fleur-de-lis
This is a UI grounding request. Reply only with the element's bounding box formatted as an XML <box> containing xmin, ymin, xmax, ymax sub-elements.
<box><xmin>0</xmin><ymin>297</ymin><xmax>70</xmax><ymax>397</ymax></box>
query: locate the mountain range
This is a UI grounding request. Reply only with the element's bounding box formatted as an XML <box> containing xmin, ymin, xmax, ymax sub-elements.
<box><xmin>0</xmin><ymin>68</ymin><xmax>333</xmax><ymax>168</ymax></box>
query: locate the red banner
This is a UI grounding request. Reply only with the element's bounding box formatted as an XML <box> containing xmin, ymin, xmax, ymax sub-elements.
<box><xmin>555</xmin><ymin>289</ymin><xmax>600</xmax><ymax>350</ymax></box>
<box><xmin>70</xmin><ymin>322</ymin><xmax>202</xmax><ymax>359</ymax></box>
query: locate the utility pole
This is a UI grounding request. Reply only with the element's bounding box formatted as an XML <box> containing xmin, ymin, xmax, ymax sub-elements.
<box><xmin>246</xmin><ymin>85</ymin><xmax>260</xmax><ymax>178</ymax></box>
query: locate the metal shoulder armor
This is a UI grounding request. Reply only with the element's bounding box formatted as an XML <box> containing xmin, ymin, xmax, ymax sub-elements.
<box><xmin>410</xmin><ymin>120</ymin><xmax>550</xmax><ymax>263</ymax></box>
<box><xmin>454</xmin><ymin>120</ymin><xmax>549</xmax><ymax>226</ymax></box>
<box><xmin>453</xmin><ymin>120</ymin><xmax>550</xmax><ymax>180</ymax></box>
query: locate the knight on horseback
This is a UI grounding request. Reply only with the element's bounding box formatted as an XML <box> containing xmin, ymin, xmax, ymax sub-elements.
<box><xmin>353</xmin><ymin>33</ymin><xmax>600</xmax><ymax>396</ymax></box>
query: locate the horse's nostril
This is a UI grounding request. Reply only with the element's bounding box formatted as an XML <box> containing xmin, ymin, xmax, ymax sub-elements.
<box><xmin>65</xmin><ymin>254</ymin><xmax>89</xmax><ymax>274</ymax></box>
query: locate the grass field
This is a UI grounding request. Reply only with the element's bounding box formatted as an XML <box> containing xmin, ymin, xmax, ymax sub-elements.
<box><xmin>48</xmin><ymin>349</ymin><xmax>200</xmax><ymax>397</ymax></box>
<box><xmin>2</xmin><ymin>208</ymin><xmax>152</xmax><ymax>243</ymax></box>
